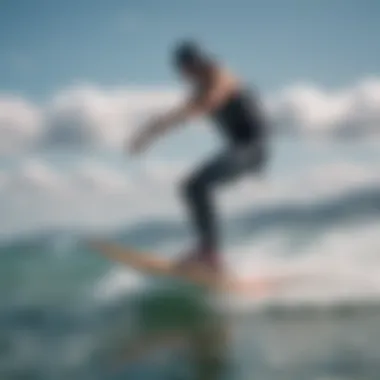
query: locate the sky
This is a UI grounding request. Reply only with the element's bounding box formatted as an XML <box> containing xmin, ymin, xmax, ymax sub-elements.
<box><xmin>0</xmin><ymin>0</ymin><xmax>379</xmax><ymax>238</ymax></box>
<box><xmin>1</xmin><ymin>0</ymin><xmax>380</xmax><ymax>99</ymax></box>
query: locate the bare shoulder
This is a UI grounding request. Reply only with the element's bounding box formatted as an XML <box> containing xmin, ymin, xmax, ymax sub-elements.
<box><xmin>216</xmin><ymin>66</ymin><xmax>242</xmax><ymax>91</ymax></box>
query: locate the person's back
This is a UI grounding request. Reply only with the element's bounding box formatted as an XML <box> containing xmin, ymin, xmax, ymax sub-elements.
<box><xmin>212</xmin><ymin>86</ymin><xmax>267</xmax><ymax>146</ymax></box>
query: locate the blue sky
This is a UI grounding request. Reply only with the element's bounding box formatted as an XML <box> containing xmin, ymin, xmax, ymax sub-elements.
<box><xmin>1</xmin><ymin>0</ymin><xmax>379</xmax><ymax>100</ymax></box>
<box><xmin>0</xmin><ymin>0</ymin><xmax>380</xmax><ymax>243</ymax></box>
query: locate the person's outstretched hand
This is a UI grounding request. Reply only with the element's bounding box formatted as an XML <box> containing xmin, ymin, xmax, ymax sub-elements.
<box><xmin>128</xmin><ymin>120</ymin><xmax>158</xmax><ymax>155</ymax></box>
<box><xmin>129</xmin><ymin>131</ymin><xmax>149</xmax><ymax>155</ymax></box>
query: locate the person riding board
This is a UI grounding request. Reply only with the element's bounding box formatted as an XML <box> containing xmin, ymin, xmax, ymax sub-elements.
<box><xmin>129</xmin><ymin>40</ymin><xmax>268</xmax><ymax>272</ymax></box>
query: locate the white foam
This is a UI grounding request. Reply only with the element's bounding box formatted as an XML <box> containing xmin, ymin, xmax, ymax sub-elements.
<box><xmin>91</xmin><ymin>267</ymin><xmax>145</xmax><ymax>302</ymax></box>
<box><xmin>222</xmin><ymin>221</ymin><xmax>380</xmax><ymax>306</ymax></box>
<box><xmin>91</xmin><ymin>220</ymin><xmax>380</xmax><ymax>308</ymax></box>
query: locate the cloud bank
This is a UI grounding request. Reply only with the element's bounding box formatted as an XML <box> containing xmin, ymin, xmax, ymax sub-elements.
<box><xmin>269</xmin><ymin>77</ymin><xmax>380</xmax><ymax>138</ymax></box>
<box><xmin>0</xmin><ymin>96</ymin><xmax>42</xmax><ymax>154</ymax></box>
<box><xmin>1</xmin><ymin>156</ymin><xmax>380</xmax><ymax>239</ymax></box>
<box><xmin>1</xmin><ymin>78</ymin><xmax>380</xmax><ymax>155</ymax></box>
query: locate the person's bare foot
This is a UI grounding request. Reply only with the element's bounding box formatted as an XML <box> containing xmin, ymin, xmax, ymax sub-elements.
<box><xmin>175</xmin><ymin>248</ymin><xmax>221</xmax><ymax>273</ymax></box>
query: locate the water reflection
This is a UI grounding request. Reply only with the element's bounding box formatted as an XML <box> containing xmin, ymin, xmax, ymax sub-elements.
<box><xmin>109</xmin><ymin>287</ymin><xmax>229</xmax><ymax>380</ymax></box>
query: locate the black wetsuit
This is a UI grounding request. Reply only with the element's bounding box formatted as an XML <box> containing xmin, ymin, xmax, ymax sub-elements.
<box><xmin>182</xmin><ymin>88</ymin><xmax>268</xmax><ymax>257</ymax></box>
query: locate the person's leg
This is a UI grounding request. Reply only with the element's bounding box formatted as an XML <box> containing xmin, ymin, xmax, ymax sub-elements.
<box><xmin>182</xmin><ymin>157</ymin><xmax>221</xmax><ymax>259</ymax></box>
<box><xmin>181</xmin><ymin>143</ymin><xmax>266</xmax><ymax>268</ymax></box>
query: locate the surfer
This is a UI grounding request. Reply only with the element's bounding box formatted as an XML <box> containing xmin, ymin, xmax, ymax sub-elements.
<box><xmin>130</xmin><ymin>40</ymin><xmax>268</xmax><ymax>271</ymax></box>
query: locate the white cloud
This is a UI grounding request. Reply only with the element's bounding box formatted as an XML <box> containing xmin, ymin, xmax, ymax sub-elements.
<box><xmin>218</xmin><ymin>160</ymin><xmax>380</xmax><ymax>217</ymax></box>
<box><xmin>42</xmin><ymin>85</ymin><xmax>181</xmax><ymax>151</ymax></box>
<box><xmin>0</xmin><ymin>96</ymin><xmax>42</xmax><ymax>154</ymax></box>
<box><xmin>3</xmin><ymin>159</ymin><xmax>131</xmax><ymax>197</ymax></box>
<box><xmin>0</xmin><ymin>78</ymin><xmax>380</xmax><ymax>156</ymax></box>
<box><xmin>71</xmin><ymin>161</ymin><xmax>130</xmax><ymax>192</ymax></box>
<box><xmin>0</xmin><ymin>156</ymin><xmax>380</xmax><ymax>238</ymax></box>
<box><xmin>3</xmin><ymin>160</ymin><xmax>67</xmax><ymax>198</ymax></box>
<box><xmin>268</xmin><ymin>77</ymin><xmax>380</xmax><ymax>138</ymax></box>
<box><xmin>299</xmin><ymin>162</ymin><xmax>380</xmax><ymax>195</ymax></box>
<box><xmin>141</xmin><ymin>159</ymin><xmax>190</xmax><ymax>184</ymax></box>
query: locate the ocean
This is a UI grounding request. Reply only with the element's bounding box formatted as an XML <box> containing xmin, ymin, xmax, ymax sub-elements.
<box><xmin>1</xmin><ymin>139</ymin><xmax>380</xmax><ymax>380</ymax></box>
<box><xmin>1</xmin><ymin>202</ymin><xmax>380</xmax><ymax>380</ymax></box>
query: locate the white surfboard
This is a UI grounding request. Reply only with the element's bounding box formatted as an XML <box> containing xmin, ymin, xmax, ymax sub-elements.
<box><xmin>89</xmin><ymin>239</ymin><xmax>298</xmax><ymax>295</ymax></box>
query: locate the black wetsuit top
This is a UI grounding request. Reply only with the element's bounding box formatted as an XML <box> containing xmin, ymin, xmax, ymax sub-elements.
<box><xmin>212</xmin><ymin>88</ymin><xmax>266</xmax><ymax>146</ymax></box>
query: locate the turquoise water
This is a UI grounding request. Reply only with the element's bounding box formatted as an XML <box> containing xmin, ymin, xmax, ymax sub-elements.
<box><xmin>1</xmin><ymin>204</ymin><xmax>380</xmax><ymax>380</ymax></box>
<box><xmin>1</xmin><ymin>138</ymin><xmax>380</xmax><ymax>379</ymax></box>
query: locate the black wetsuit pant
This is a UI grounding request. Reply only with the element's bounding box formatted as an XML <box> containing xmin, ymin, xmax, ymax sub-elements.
<box><xmin>182</xmin><ymin>140</ymin><xmax>267</xmax><ymax>255</ymax></box>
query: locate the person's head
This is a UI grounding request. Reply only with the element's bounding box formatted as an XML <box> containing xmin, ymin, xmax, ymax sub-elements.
<box><xmin>172</xmin><ymin>40</ymin><xmax>214</xmax><ymax>82</ymax></box>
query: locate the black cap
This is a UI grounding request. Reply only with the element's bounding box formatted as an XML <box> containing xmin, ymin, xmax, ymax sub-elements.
<box><xmin>172</xmin><ymin>40</ymin><xmax>205</xmax><ymax>69</ymax></box>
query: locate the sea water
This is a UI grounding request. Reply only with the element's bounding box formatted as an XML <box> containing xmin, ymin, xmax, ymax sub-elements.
<box><xmin>1</xmin><ymin>139</ymin><xmax>380</xmax><ymax>380</ymax></box>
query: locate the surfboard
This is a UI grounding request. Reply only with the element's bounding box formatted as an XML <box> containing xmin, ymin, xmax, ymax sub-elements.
<box><xmin>88</xmin><ymin>240</ymin><xmax>295</xmax><ymax>295</ymax></box>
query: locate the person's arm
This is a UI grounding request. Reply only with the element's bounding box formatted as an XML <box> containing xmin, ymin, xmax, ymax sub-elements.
<box><xmin>129</xmin><ymin>70</ymin><xmax>235</xmax><ymax>154</ymax></box>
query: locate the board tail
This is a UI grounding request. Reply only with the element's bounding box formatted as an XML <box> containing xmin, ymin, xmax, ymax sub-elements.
<box><xmin>88</xmin><ymin>239</ymin><xmax>307</xmax><ymax>295</ymax></box>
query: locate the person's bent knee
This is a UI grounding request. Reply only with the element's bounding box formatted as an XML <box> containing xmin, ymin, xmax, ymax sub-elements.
<box><xmin>181</xmin><ymin>175</ymin><xmax>207</xmax><ymax>202</ymax></box>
